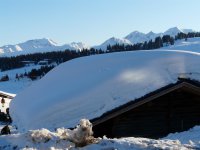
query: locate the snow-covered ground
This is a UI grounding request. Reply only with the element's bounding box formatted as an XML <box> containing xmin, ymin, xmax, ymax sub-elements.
<box><xmin>0</xmin><ymin>122</ymin><xmax>200</xmax><ymax>150</ymax></box>
<box><xmin>0</xmin><ymin>65</ymin><xmax>42</xmax><ymax>94</ymax></box>
<box><xmin>162</xmin><ymin>37</ymin><xmax>200</xmax><ymax>53</ymax></box>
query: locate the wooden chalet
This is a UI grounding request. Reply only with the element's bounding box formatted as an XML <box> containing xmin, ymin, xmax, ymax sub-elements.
<box><xmin>92</xmin><ymin>78</ymin><xmax>200</xmax><ymax>139</ymax></box>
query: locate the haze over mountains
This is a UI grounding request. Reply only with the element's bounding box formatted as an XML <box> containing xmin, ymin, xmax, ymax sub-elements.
<box><xmin>0</xmin><ymin>27</ymin><xmax>195</xmax><ymax>56</ymax></box>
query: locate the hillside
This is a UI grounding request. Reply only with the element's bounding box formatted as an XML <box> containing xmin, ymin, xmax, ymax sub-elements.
<box><xmin>161</xmin><ymin>37</ymin><xmax>200</xmax><ymax>53</ymax></box>
<box><xmin>0</xmin><ymin>65</ymin><xmax>44</xmax><ymax>94</ymax></box>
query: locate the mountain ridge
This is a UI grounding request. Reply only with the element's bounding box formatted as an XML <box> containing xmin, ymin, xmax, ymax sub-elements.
<box><xmin>95</xmin><ymin>27</ymin><xmax>195</xmax><ymax>50</ymax></box>
<box><xmin>0</xmin><ymin>27</ymin><xmax>196</xmax><ymax>56</ymax></box>
<box><xmin>0</xmin><ymin>38</ymin><xmax>90</xmax><ymax>56</ymax></box>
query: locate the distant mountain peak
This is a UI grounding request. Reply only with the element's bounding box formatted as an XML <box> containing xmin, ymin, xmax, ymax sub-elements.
<box><xmin>93</xmin><ymin>37</ymin><xmax>132</xmax><ymax>50</ymax></box>
<box><xmin>169</xmin><ymin>26</ymin><xmax>181</xmax><ymax>30</ymax></box>
<box><xmin>147</xmin><ymin>31</ymin><xmax>155</xmax><ymax>35</ymax></box>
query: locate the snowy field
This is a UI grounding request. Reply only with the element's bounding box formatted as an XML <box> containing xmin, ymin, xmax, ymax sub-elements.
<box><xmin>0</xmin><ymin>65</ymin><xmax>44</xmax><ymax>94</ymax></box>
<box><xmin>162</xmin><ymin>37</ymin><xmax>200</xmax><ymax>53</ymax></box>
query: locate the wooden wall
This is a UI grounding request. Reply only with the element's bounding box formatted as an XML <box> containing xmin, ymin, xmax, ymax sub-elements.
<box><xmin>93</xmin><ymin>88</ymin><xmax>200</xmax><ymax>138</ymax></box>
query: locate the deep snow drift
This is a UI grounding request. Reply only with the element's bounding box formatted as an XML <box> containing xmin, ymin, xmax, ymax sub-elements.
<box><xmin>10</xmin><ymin>50</ymin><xmax>200</xmax><ymax>132</ymax></box>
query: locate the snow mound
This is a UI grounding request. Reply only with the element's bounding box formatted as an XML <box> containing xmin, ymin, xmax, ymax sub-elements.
<box><xmin>163</xmin><ymin>125</ymin><xmax>200</xmax><ymax>145</ymax></box>
<box><xmin>124</xmin><ymin>31</ymin><xmax>162</xmax><ymax>44</ymax></box>
<box><xmin>0</xmin><ymin>119</ymin><xmax>98</xmax><ymax>149</ymax></box>
<box><xmin>164</xmin><ymin>27</ymin><xmax>183</xmax><ymax>37</ymax></box>
<box><xmin>27</xmin><ymin>128</ymin><xmax>53</xmax><ymax>143</ymax></box>
<box><xmin>10</xmin><ymin>50</ymin><xmax>200</xmax><ymax>132</ymax></box>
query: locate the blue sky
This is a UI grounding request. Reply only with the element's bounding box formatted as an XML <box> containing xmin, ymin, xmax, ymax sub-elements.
<box><xmin>0</xmin><ymin>0</ymin><xmax>200</xmax><ymax>46</ymax></box>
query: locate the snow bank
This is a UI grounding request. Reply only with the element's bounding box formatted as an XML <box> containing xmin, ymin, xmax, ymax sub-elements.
<box><xmin>1</xmin><ymin>126</ymin><xmax>200</xmax><ymax>149</ymax></box>
<box><xmin>0</xmin><ymin>119</ymin><xmax>98</xmax><ymax>149</ymax></box>
<box><xmin>10</xmin><ymin>50</ymin><xmax>200</xmax><ymax>131</ymax></box>
<box><xmin>163</xmin><ymin>125</ymin><xmax>200</xmax><ymax>145</ymax></box>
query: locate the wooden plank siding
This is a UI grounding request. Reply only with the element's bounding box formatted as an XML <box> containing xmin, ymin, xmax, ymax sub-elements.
<box><xmin>93</xmin><ymin>83</ymin><xmax>200</xmax><ymax>139</ymax></box>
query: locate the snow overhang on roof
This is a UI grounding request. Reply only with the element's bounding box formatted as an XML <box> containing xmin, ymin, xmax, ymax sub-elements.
<box><xmin>0</xmin><ymin>91</ymin><xmax>16</xmax><ymax>99</ymax></box>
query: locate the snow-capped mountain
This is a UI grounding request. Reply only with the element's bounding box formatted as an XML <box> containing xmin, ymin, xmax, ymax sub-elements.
<box><xmin>0</xmin><ymin>38</ymin><xmax>90</xmax><ymax>56</ymax></box>
<box><xmin>146</xmin><ymin>31</ymin><xmax>162</xmax><ymax>41</ymax></box>
<box><xmin>94</xmin><ymin>27</ymin><xmax>195</xmax><ymax>50</ymax></box>
<box><xmin>124</xmin><ymin>31</ymin><xmax>163</xmax><ymax>44</ymax></box>
<box><xmin>0</xmin><ymin>27</ymin><xmax>196</xmax><ymax>55</ymax></box>
<box><xmin>125</xmin><ymin>27</ymin><xmax>194</xmax><ymax>44</ymax></box>
<box><xmin>124</xmin><ymin>31</ymin><xmax>148</xmax><ymax>44</ymax></box>
<box><xmin>0</xmin><ymin>38</ymin><xmax>57</xmax><ymax>54</ymax></box>
<box><xmin>182</xmin><ymin>29</ymin><xmax>195</xmax><ymax>33</ymax></box>
<box><xmin>64</xmin><ymin>42</ymin><xmax>90</xmax><ymax>51</ymax></box>
<box><xmin>93</xmin><ymin>37</ymin><xmax>132</xmax><ymax>50</ymax></box>
<box><xmin>164</xmin><ymin>27</ymin><xmax>195</xmax><ymax>37</ymax></box>
<box><xmin>163</xmin><ymin>27</ymin><xmax>183</xmax><ymax>37</ymax></box>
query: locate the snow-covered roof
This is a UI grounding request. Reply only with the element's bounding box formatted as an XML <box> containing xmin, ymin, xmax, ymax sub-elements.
<box><xmin>0</xmin><ymin>91</ymin><xmax>16</xmax><ymax>99</ymax></box>
<box><xmin>10</xmin><ymin>50</ymin><xmax>200</xmax><ymax>132</ymax></box>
